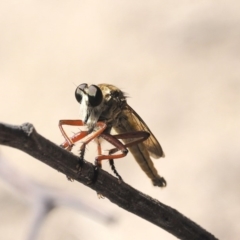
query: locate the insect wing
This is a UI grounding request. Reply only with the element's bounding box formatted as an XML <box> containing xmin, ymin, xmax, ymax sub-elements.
<box><xmin>115</xmin><ymin>104</ymin><xmax>164</xmax><ymax>159</ymax></box>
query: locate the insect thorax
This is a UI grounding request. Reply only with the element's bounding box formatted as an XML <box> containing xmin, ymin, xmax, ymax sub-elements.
<box><xmin>98</xmin><ymin>84</ymin><xmax>128</xmax><ymax>128</ymax></box>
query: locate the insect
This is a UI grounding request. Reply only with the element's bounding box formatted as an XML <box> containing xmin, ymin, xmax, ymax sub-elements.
<box><xmin>59</xmin><ymin>83</ymin><xmax>166</xmax><ymax>187</ymax></box>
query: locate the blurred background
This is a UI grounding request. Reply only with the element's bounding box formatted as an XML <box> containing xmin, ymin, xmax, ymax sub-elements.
<box><xmin>0</xmin><ymin>1</ymin><xmax>240</xmax><ymax>239</ymax></box>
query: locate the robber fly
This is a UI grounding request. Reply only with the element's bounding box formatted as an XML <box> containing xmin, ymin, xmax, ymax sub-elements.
<box><xmin>59</xmin><ymin>83</ymin><xmax>166</xmax><ymax>187</ymax></box>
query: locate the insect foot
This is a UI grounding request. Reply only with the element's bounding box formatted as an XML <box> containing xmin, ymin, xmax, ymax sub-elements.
<box><xmin>60</xmin><ymin>143</ymin><xmax>74</xmax><ymax>152</ymax></box>
<box><xmin>152</xmin><ymin>177</ymin><xmax>167</xmax><ymax>187</ymax></box>
<box><xmin>91</xmin><ymin>164</ymin><xmax>99</xmax><ymax>184</ymax></box>
<box><xmin>117</xmin><ymin>178</ymin><xmax>123</xmax><ymax>185</ymax></box>
<box><xmin>109</xmin><ymin>159</ymin><xmax>123</xmax><ymax>183</ymax></box>
<box><xmin>76</xmin><ymin>157</ymin><xmax>84</xmax><ymax>171</ymax></box>
<box><xmin>76</xmin><ymin>144</ymin><xmax>86</xmax><ymax>171</ymax></box>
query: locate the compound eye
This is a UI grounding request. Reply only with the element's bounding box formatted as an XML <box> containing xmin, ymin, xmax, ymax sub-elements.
<box><xmin>88</xmin><ymin>85</ymin><xmax>103</xmax><ymax>107</ymax></box>
<box><xmin>75</xmin><ymin>83</ymin><xmax>88</xmax><ymax>103</ymax></box>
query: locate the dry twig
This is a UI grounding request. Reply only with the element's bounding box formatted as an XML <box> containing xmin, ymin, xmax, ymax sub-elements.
<box><xmin>0</xmin><ymin>122</ymin><xmax>218</xmax><ymax>240</ymax></box>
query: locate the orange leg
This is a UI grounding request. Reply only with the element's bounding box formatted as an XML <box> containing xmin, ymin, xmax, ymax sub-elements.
<box><xmin>108</xmin><ymin>131</ymin><xmax>150</xmax><ymax>155</ymax></box>
<box><xmin>59</xmin><ymin>120</ymin><xmax>148</xmax><ymax>161</ymax></box>
<box><xmin>60</xmin><ymin>131</ymin><xmax>88</xmax><ymax>149</ymax></box>
<box><xmin>95</xmin><ymin>137</ymin><xmax>102</xmax><ymax>168</ymax></box>
<box><xmin>59</xmin><ymin>120</ymin><xmax>86</xmax><ymax>151</ymax></box>
<box><xmin>92</xmin><ymin>131</ymin><xmax>150</xmax><ymax>160</ymax></box>
<box><xmin>59</xmin><ymin>120</ymin><xmax>107</xmax><ymax>151</ymax></box>
<box><xmin>96</xmin><ymin>132</ymin><xmax>129</xmax><ymax>162</ymax></box>
<box><xmin>92</xmin><ymin>132</ymin><xmax>129</xmax><ymax>182</ymax></box>
<box><xmin>96</xmin><ymin>138</ymin><xmax>102</xmax><ymax>155</ymax></box>
<box><xmin>59</xmin><ymin>120</ymin><xmax>107</xmax><ymax>171</ymax></box>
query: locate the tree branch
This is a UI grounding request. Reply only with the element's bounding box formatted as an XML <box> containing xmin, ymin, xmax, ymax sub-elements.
<box><xmin>0</xmin><ymin>122</ymin><xmax>218</xmax><ymax>240</ymax></box>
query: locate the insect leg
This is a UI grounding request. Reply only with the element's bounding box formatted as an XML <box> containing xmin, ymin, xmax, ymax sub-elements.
<box><xmin>59</xmin><ymin>121</ymin><xmax>107</xmax><ymax>178</ymax></box>
<box><xmin>108</xmin><ymin>131</ymin><xmax>167</xmax><ymax>187</ymax></box>
<box><xmin>109</xmin><ymin>159</ymin><xmax>123</xmax><ymax>182</ymax></box>
<box><xmin>59</xmin><ymin>120</ymin><xmax>86</xmax><ymax>151</ymax></box>
<box><xmin>91</xmin><ymin>132</ymin><xmax>129</xmax><ymax>182</ymax></box>
<box><xmin>70</xmin><ymin>122</ymin><xmax>107</xmax><ymax>171</ymax></box>
<box><xmin>96</xmin><ymin>132</ymin><xmax>128</xmax><ymax>161</ymax></box>
<box><xmin>59</xmin><ymin>120</ymin><xmax>107</xmax><ymax>151</ymax></box>
<box><xmin>106</xmin><ymin>131</ymin><xmax>149</xmax><ymax>182</ymax></box>
<box><xmin>59</xmin><ymin>119</ymin><xmax>89</xmax><ymax>178</ymax></box>
<box><xmin>98</xmin><ymin>136</ymin><xmax>123</xmax><ymax>181</ymax></box>
<box><xmin>60</xmin><ymin>131</ymin><xmax>88</xmax><ymax>149</ymax></box>
<box><xmin>75</xmin><ymin>122</ymin><xmax>107</xmax><ymax>157</ymax></box>
<box><xmin>95</xmin><ymin>131</ymin><xmax>148</xmax><ymax>162</ymax></box>
<box><xmin>90</xmin><ymin>138</ymin><xmax>102</xmax><ymax>188</ymax></box>
<box><xmin>108</xmin><ymin>131</ymin><xmax>150</xmax><ymax>154</ymax></box>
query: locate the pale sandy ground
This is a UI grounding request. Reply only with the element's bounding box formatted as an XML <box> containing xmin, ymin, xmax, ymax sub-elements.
<box><xmin>0</xmin><ymin>1</ymin><xmax>240</xmax><ymax>240</ymax></box>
